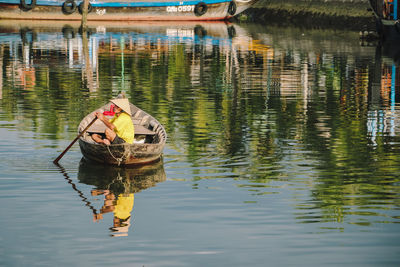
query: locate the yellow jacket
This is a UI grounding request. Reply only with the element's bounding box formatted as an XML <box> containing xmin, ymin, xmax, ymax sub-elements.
<box><xmin>110</xmin><ymin>112</ymin><xmax>135</xmax><ymax>144</ymax></box>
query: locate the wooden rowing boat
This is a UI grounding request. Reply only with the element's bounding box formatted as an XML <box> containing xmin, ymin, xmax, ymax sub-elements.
<box><xmin>78</xmin><ymin>100</ymin><xmax>167</xmax><ymax>165</ymax></box>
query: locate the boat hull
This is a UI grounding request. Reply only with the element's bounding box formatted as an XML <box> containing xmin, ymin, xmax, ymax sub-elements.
<box><xmin>0</xmin><ymin>0</ymin><xmax>257</xmax><ymax>21</ymax></box>
<box><xmin>368</xmin><ymin>0</ymin><xmax>400</xmax><ymax>35</ymax></box>
<box><xmin>78</xmin><ymin>102</ymin><xmax>167</xmax><ymax>166</ymax></box>
<box><xmin>78</xmin><ymin>139</ymin><xmax>164</xmax><ymax>165</ymax></box>
<box><xmin>369</xmin><ymin>0</ymin><xmax>400</xmax><ymax>42</ymax></box>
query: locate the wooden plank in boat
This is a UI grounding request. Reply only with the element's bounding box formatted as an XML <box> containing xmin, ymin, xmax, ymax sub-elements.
<box><xmin>87</xmin><ymin>122</ymin><xmax>155</xmax><ymax>135</ymax></box>
<box><xmin>135</xmin><ymin>125</ymin><xmax>156</xmax><ymax>135</ymax></box>
<box><xmin>86</xmin><ymin>121</ymin><xmax>106</xmax><ymax>133</ymax></box>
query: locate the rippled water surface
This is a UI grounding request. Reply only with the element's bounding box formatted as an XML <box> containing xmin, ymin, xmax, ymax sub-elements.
<box><xmin>0</xmin><ymin>20</ymin><xmax>399</xmax><ymax>266</ymax></box>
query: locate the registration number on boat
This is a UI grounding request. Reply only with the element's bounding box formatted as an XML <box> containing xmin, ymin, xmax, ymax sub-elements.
<box><xmin>166</xmin><ymin>5</ymin><xmax>195</xmax><ymax>12</ymax></box>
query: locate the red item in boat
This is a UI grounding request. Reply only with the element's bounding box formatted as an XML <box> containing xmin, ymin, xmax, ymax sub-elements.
<box><xmin>103</xmin><ymin>104</ymin><xmax>115</xmax><ymax>116</ymax></box>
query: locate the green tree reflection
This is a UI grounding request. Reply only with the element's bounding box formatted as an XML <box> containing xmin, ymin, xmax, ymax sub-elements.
<box><xmin>0</xmin><ymin>23</ymin><xmax>399</xmax><ymax>225</ymax></box>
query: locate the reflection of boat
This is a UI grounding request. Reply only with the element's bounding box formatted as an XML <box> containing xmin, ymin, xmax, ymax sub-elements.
<box><xmin>78</xmin><ymin>157</ymin><xmax>166</xmax><ymax>195</ymax></box>
<box><xmin>0</xmin><ymin>20</ymin><xmax>240</xmax><ymax>52</ymax></box>
<box><xmin>0</xmin><ymin>0</ymin><xmax>258</xmax><ymax>21</ymax></box>
<box><xmin>367</xmin><ymin>43</ymin><xmax>399</xmax><ymax>146</ymax></box>
<box><xmin>0</xmin><ymin>19</ymin><xmax>239</xmax><ymax>39</ymax></box>
<box><xmin>369</xmin><ymin>0</ymin><xmax>400</xmax><ymax>40</ymax></box>
<box><xmin>77</xmin><ymin>157</ymin><xmax>165</xmax><ymax>237</ymax></box>
<box><xmin>380</xmin><ymin>35</ymin><xmax>400</xmax><ymax>63</ymax></box>
<box><xmin>78</xmin><ymin>99</ymin><xmax>167</xmax><ymax>165</ymax></box>
<box><xmin>0</xmin><ymin>20</ymin><xmax>250</xmax><ymax>103</ymax></box>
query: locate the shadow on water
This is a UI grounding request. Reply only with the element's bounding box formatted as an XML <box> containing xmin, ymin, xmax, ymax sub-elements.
<box><xmin>55</xmin><ymin>159</ymin><xmax>166</xmax><ymax>237</ymax></box>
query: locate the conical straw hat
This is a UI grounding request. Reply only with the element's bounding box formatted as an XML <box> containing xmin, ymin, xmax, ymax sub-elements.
<box><xmin>110</xmin><ymin>98</ymin><xmax>132</xmax><ymax>116</ymax></box>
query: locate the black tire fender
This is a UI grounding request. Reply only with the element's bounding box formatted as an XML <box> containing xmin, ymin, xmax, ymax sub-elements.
<box><xmin>227</xmin><ymin>25</ymin><xmax>236</xmax><ymax>38</ymax></box>
<box><xmin>78</xmin><ymin>2</ymin><xmax>93</xmax><ymax>14</ymax></box>
<box><xmin>62</xmin><ymin>0</ymin><xmax>77</xmax><ymax>15</ymax></box>
<box><xmin>194</xmin><ymin>2</ymin><xmax>207</xmax><ymax>17</ymax></box>
<box><xmin>228</xmin><ymin>0</ymin><xmax>236</xmax><ymax>16</ymax></box>
<box><xmin>20</xmin><ymin>28</ymin><xmax>37</xmax><ymax>45</ymax></box>
<box><xmin>20</xmin><ymin>0</ymin><xmax>36</xmax><ymax>11</ymax></box>
<box><xmin>62</xmin><ymin>25</ymin><xmax>76</xmax><ymax>39</ymax></box>
<box><xmin>194</xmin><ymin>25</ymin><xmax>207</xmax><ymax>38</ymax></box>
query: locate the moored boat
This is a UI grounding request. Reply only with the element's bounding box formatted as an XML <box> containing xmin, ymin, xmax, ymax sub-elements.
<box><xmin>369</xmin><ymin>0</ymin><xmax>400</xmax><ymax>39</ymax></box>
<box><xmin>0</xmin><ymin>0</ymin><xmax>258</xmax><ymax>21</ymax></box>
<box><xmin>78</xmin><ymin>99</ymin><xmax>167</xmax><ymax>165</ymax></box>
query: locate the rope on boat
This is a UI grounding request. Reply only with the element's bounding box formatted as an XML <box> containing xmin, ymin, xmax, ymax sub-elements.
<box><xmin>106</xmin><ymin>144</ymin><xmax>131</xmax><ymax>166</ymax></box>
<box><xmin>106</xmin><ymin>145</ymin><xmax>124</xmax><ymax>166</ymax></box>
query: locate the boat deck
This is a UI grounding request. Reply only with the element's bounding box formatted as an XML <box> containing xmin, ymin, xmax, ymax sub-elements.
<box><xmin>87</xmin><ymin>121</ymin><xmax>156</xmax><ymax>136</ymax></box>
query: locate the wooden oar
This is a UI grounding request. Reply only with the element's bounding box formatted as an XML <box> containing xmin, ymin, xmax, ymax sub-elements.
<box><xmin>53</xmin><ymin>117</ymin><xmax>97</xmax><ymax>164</ymax></box>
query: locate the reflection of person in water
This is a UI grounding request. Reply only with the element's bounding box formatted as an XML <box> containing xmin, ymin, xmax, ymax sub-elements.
<box><xmin>92</xmin><ymin>189</ymin><xmax>134</xmax><ymax>237</ymax></box>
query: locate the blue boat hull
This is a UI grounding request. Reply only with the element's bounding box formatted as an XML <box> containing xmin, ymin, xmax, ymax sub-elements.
<box><xmin>0</xmin><ymin>0</ymin><xmax>257</xmax><ymax>20</ymax></box>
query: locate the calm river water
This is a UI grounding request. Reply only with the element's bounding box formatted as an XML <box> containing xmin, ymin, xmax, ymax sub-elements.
<box><xmin>0</xmin><ymin>20</ymin><xmax>399</xmax><ymax>266</ymax></box>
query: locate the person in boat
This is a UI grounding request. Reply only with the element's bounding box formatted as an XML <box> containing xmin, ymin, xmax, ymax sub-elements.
<box><xmin>92</xmin><ymin>98</ymin><xmax>135</xmax><ymax>145</ymax></box>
